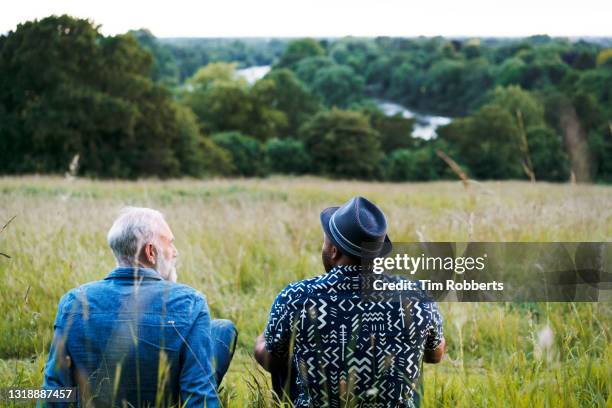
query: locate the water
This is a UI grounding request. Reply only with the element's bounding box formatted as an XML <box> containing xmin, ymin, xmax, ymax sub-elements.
<box><xmin>375</xmin><ymin>100</ymin><xmax>452</xmax><ymax>140</ymax></box>
<box><xmin>236</xmin><ymin>65</ymin><xmax>271</xmax><ymax>83</ymax></box>
<box><xmin>236</xmin><ymin>65</ymin><xmax>452</xmax><ymax>140</ymax></box>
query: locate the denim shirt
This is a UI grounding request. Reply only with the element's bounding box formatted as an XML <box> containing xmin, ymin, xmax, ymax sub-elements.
<box><xmin>42</xmin><ymin>267</ymin><xmax>219</xmax><ymax>408</ymax></box>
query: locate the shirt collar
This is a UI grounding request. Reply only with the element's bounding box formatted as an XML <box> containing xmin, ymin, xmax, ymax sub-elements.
<box><xmin>331</xmin><ymin>264</ymin><xmax>363</xmax><ymax>276</ymax></box>
<box><xmin>104</xmin><ymin>266</ymin><xmax>164</xmax><ymax>281</ymax></box>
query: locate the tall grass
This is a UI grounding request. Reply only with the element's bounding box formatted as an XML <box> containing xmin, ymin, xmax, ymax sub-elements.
<box><xmin>0</xmin><ymin>176</ymin><xmax>610</xmax><ymax>406</ymax></box>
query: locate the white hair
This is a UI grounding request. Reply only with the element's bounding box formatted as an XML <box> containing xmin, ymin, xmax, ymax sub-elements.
<box><xmin>107</xmin><ymin>207</ymin><xmax>166</xmax><ymax>267</ymax></box>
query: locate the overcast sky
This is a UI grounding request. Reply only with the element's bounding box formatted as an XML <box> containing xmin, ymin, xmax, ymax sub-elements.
<box><xmin>2</xmin><ymin>0</ymin><xmax>611</xmax><ymax>38</ymax></box>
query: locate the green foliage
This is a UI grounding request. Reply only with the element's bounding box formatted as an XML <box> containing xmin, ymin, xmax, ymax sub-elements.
<box><xmin>188</xmin><ymin>61</ymin><xmax>242</xmax><ymax>89</ymax></box>
<box><xmin>389</xmin><ymin>57</ymin><xmax>493</xmax><ymax>115</ymax></box>
<box><xmin>526</xmin><ymin>126</ymin><xmax>570</xmax><ymax>181</ymax></box>
<box><xmin>595</xmin><ymin>48</ymin><xmax>612</xmax><ymax>67</ymax></box>
<box><xmin>439</xmin><ymin>104</ymin><xmax>524</xmax><ymax>179</ymax></box>
<box><xmin>2</xmin><ymin>20</ymin><xmax>612</xmax><ymax>182</ymax></box>
<box><xmin>252</xmin><ymin>69</ymin><xmax>319</xmax><ymax>137</ymax></box>
<box><xmin>158</xmin><ymin>37</ymin><xmax>286</xmax><ymax>81</ymax></box>
<box><xmin>183</xmin><ymin>62</ymin><xmax>289</xmax><ymax>141</ymax></box>
<box><xmin>365</xmin><ymin>109</ymin><xmax>416</xmax><ymax>154</ymax></box>
<box><xmin>211</xmin><ymin>132</ymin><xmax>266</xmax><ymax>176</ymax></box>
<box><xmin>129</xmin><ymin>29</ymin><xmax>179</xmax><ymax>85</ymax></box>
<box><xmin>384</xmin><ymin>147</ymin><xmax>439</xmax><ymax>181</ymax></box>
<box><xmin>299</xmin><ymin>109</ymin><xmax>383</xmax><ymax>179</ymax></box>
<box><xmin>488</xmin><ymin>85</ymin><xmax>546</xmax><ymax>128</ymax></box>
<box><xmin>587</xmin><ymin>125</ymin><xmax>612</xmax><ymax>183</ymax></box>
<box><xmin>173</xmin><ymin>105</ymin><xmax>234</xmax><ymax>176</ymax></box>
<box><xmin>0</xmin><ymin>15</ymin><xmax>211</xmax><ymax>178</ymax></box>
<box><xmin>293</xmin><ymin>56</ymin><xmax>336</xmax><ymax>86</ymax></box>
<box><xmin>311</xmin><ymin>65</ymin><xmax>365</xmax><ymax>108</ymax></box>
<box><xmin>276</xmin><ymin>38</ymin><xmax>325</xmax><ymax>69</ymax></box>
<box><xmin>440</xmin><ymin>86</ymin><xmax>570</xmax><ymax>181</ymax></box>
<box><xmin>576</xmin><ymin>66</ymin><xmax>612</xmax><ymax>117</ymax></box>
<box><xmin>496</xmin><ymin>57</ymin><xmax>528</xmax><ymax>86</ymax></box>
<box><xmin>329</xmin><ymin>38</ymin><xmax>379</xmax><ymax>73</ymax></box>
<box><xmin>265</xmin><ymin>138</ymin><xmax>311</xmax><ymax>174</ymax></box>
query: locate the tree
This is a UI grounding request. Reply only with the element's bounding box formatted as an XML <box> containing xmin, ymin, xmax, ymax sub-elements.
<box><xmin>183</xmin><ymin>76</ymin><xmax>253</xmax><ymax>136</ymax></box>
<box><xmin>595</xmin><ymin>49</ymin><xmax>612</xmax><ymax>67</ymax></box>
<box><xmin>254</xmin><ymin>69</ymin><xmax>321</xmax><ymax>136</ymax></box>
<box><xmin>311</xmin><ymin>65</ymin><xmax>365</xmax><ymax>108</ymax></box>
<box><xmin>488</xmin><ymin>85</ymin><xmax>546</xmax><ymax>129</ymax></box>
<box><xmin>299</xmin><ymin>109</ymin><xmax>383</xmax><ymax>179</ymax></box>
<box><xmin>329</xmin><ymin>38</ymin><xmax>379</xmax><ymax>73</ymax></box>
<box><xmin>365</xmin><ymin>109</ymin><xmax>416</xmax><ymax>153</ymax></box>
<box><xmin>276</xmin><ymin>38</ymin><xmax>325</xmax><ymax>69</ymax></box>
<box><xmin>187</xmin><ymin>62</ymin><xmax>242</xmax><ymax>91</ymax></box>
<box><xmin>183</xmin><ymin>62</ymin><xmax>288</xmax><ymax>140</ymax></box>
<box><xmin>293</xmin><ymin>56</ymin><xmax>336</xmax><ymax>87</ymax></box>
<box><xmin>173</xmin><ymin>105</ymin><xmax>234</xmax><ymax>176</ymax></box>
<box><xmin>496</xmin><ymin>57</ymin><xmax>527</xmax><ymax>86</ymax></box>
<box><xmin>0</xmin><ymin>15</ymin><xmax>192</xmax><ymax>178</ymax></box>
<box><xmin>130</xmin><ymin>29</ymin><xmax>179</xmax><ymax>85</ymax></box>
<box><xmin>438</xmin><ymin>105</ymin><xmax>524</xmax><ymax>179</ymax></box>
<box><xmin>526</xmin><ymin>126</ymin><xmax>570</xmax><ymax>181</ymax></box>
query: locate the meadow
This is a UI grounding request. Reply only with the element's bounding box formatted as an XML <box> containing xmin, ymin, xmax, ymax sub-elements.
<box><xmin>0</xmin><ymin>176</ymin><xmax>610</xmax><ymax>407</ymax></box>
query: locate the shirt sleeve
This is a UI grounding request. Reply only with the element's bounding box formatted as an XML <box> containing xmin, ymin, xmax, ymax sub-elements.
<box><xmin>264</xmin><ymin>284</ymin><xmax>302</xmax><ymax>357</ymax></box>
<box><xmin>424</xmin><ymin>301</ymin><xmax>444</xmax><ymax>350</ymax></box>
<box><xmin>179</xmin><ymin>295</ymin><xmax>220</xmax><ymax>408</ymax></box>
<box><xmin>41</xmin><ymin>292</ymin><xmax>75</xmax><ymax>408</ymax></box>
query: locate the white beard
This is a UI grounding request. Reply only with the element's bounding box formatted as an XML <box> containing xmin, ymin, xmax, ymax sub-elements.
<box><xmin>156</xmin><ymin>252</ymin><xmax>177</xmax><ymax>282</ymax></box>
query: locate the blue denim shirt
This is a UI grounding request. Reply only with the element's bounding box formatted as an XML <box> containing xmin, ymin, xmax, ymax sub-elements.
<box><xmin>42</xmin><ymin>267</ymin><xmax>220</xmax><ymax>407</ymax></box>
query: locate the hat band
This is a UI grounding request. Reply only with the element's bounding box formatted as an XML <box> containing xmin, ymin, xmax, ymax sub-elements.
<box><xmin>329</xmin><ymin>212</ymin><xmax>382</xmax><ymax>257</ymax></box>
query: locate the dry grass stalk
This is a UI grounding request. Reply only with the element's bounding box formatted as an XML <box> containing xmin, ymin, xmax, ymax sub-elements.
<box><xmin>435</xmin><ymin>149</ymin><xmax>469</xmax><ymax>188</ymax></box>
<box><xmin>0</xmin><ymin>215</ymin><xmax>16</xmax><ymax>259</ymax></box>
<box><xmin>516</xmin><ymin>109</ymin><xmax>536</xmax><ymax>182</ymax></box>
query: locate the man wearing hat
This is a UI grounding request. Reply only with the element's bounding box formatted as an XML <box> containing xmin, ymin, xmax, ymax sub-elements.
<box><xmin>254</xmin><ymin>196</ymin><xmax>445</xmax><ymax>407</ymax></box>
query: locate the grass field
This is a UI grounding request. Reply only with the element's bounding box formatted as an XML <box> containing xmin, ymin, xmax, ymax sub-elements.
<box><xmin>0</xmin><ymin>176</ymin><xmax>610</xmax><ymax>407</ymax></box>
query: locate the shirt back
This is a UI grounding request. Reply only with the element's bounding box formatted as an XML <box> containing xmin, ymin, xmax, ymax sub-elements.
<box><xmin>264</xmin><ymin>265</ymin><xmax>444</xmax><ymax>408</ymax></box>
<box><xmin>43</xmin><ymin>267</ymin><xmax>218</xmax><ymax>408</ymax></box>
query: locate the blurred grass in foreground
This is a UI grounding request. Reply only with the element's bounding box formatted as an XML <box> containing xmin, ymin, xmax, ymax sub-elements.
<box><xmin>0</xmin><ymin>176</ymin><xmax>610</xmax><ymax>407</ymax></box>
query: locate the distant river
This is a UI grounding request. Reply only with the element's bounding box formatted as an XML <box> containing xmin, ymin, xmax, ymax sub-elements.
<box><xmin>236</xmin><ymin>65</ymin><xmax>452</xmax><ymax>140</ymax></box>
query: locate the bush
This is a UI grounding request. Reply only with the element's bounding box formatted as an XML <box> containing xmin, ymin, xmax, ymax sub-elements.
<box><xmin>211</xmin><ymin>132</ymin><xmax>266</xmax><ymax>176</ymax></box>
<box><xmin>265</xmin><ymin>138</ymin><xmax>311</xmax><ymax>174</ymax></box>
<box><xmin>384</xmin><ymin>146</ymin><xmax>444</xmax><ymax>181</ymax></box>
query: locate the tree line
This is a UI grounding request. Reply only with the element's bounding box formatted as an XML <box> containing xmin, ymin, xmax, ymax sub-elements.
<box><xmin>1</xmin><ymin>15</ymin><xmax>610</xmax><ymax>182</ymax></box>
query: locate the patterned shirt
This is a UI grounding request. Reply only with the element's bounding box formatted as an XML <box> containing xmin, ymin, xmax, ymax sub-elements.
<box><xmin>264</xmin><ymin>265</ymin><xmax>444</xmax><ymax>408</ymax></box>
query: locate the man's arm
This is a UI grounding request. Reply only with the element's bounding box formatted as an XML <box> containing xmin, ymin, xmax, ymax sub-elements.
<box><xmin>423</xmin><ymin>338</ymin><xmax>446</xmax><ymax>363</ymax></box>
<box><xmin>423</xmin><ymin>301</ymin><xmax>445</xmax><ymax>364</ymax></box>
<box><xmin>40</xmin><ymin>294</ymin><xmax>75</xmax><ymax>408</ymax></box>
<box><xmin>42</xmin><ymin>329</ymin><xmax>74</xmax><ymax>388</ymax></box>
<box><xmin>254</xmin><ymin>334</ymin><xmax>288</xmax><ymax>373</ymax></box>
<box><xmin>179</xmin><ymin>297</ymin><xmax>220</xmax><ymax>408</ymax></box>
<box><xmin>255</xmin><ymin>285</ymin><xmax>300</xmax><ymax>401</ymax></box>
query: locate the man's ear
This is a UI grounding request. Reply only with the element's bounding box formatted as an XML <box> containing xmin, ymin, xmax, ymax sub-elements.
<box><xmin>144</xmin><ymin>243</ymin><xmax>157</xmax><ymax>265</ymax></box>
<box><xmin>331</xmin><ymin>244</ymin><xmax>342</xmax><ymax>261</ymax></box>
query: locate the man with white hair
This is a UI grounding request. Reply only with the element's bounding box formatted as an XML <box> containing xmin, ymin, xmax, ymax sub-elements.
<box><xmin>42</xmin><ymin>207</ymin><xmax>237</xmax><ymax>407</ymax></box>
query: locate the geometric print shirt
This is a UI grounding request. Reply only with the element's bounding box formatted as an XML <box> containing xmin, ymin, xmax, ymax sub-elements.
<box><xmin>264</xmin><ymin>265</ymin><xmax>444</xmax><ymax>408</ymax></box>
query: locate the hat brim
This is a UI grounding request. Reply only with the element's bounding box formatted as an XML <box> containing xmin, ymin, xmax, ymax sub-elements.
<box><xmin>320</xmin><ymin>206</ymin><xmax>392</xmax><ymax>258</ymax></box>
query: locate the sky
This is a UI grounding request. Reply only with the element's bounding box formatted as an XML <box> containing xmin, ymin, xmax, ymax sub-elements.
<box><xmin>2</xmin><ymin>0</ymin><xmax>611</xmax><ymax>38</ymax></box>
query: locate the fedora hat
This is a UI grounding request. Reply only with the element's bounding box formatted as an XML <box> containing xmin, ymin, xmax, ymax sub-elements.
<box><xmin>320</xmin><ymin>196</ymin><xmax>392</xmax><ymax>258</ymax></box>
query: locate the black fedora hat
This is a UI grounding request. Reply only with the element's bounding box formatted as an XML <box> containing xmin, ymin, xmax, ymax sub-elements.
<box><xmin>320</xmin><ymin>196</ymin><xmax>392</xmax><ymax>258</ymax></box>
